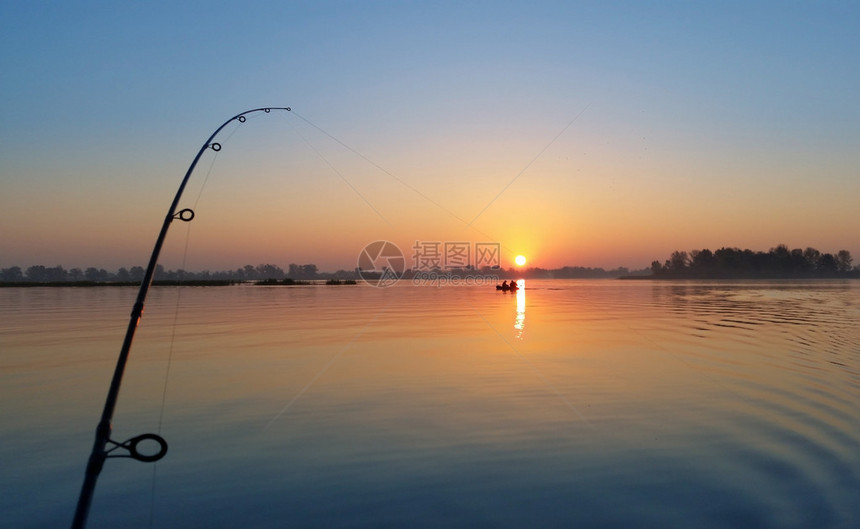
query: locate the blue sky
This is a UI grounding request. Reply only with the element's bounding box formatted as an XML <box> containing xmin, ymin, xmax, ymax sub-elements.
<box><xmin>2</xmin><ymin>1</ymin><xmax>858</xmax><ymax>271</ymax></box>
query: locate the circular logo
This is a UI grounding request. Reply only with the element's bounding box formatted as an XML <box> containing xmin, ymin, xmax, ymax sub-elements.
<box><xmin>357</xmin><ymin>240</ymin><xmax>405</xmax><ymax>287</ymax></box>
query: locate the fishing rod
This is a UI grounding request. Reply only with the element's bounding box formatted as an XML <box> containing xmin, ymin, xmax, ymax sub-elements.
<box><xmin>71</xmin><ymin>107</ymin><xmax>292</xmax><ymax>529</ymax></box>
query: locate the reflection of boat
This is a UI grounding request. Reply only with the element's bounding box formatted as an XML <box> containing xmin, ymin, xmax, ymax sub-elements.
<box><xmin>495</xmin><ymin>282</ymin><xmax>520</xmax><ymax>292</ymax></box>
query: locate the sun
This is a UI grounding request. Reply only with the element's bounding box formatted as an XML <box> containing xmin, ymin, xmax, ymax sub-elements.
<box><xmin>515</xmin><ymin>255</ymin><xmax>527</xmax><ymax>266</ymax></box>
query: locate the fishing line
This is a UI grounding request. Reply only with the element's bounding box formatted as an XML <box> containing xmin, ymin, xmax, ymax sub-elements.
<box><xmin>278</xmin><ymin>112</ymin><xmax>389</xmax><ymax>224</ymax></box>
<box><xmin>289</xmin><ymin>110</ymin><xmax>517</xmax><ymax>255</ymax></box>
<box><xmin>290</xmin><ymin>110</ymin><xmax>466</xmax><ymax>222</ymax></box>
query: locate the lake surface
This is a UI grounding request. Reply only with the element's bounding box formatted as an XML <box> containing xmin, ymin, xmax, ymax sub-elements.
<box><xmin>1</xmin><ymin>280</ymin><xmax>858</xmax><ymax>528</ymax></box>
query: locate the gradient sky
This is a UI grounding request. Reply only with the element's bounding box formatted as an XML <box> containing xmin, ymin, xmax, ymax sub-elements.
<box><xmin>2</xmin><ymin>1</ymin><xmax>858</xmax><ymax>272</ymax></box>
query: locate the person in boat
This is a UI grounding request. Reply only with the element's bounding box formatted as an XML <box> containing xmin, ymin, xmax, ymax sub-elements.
<box><xmin>501</xmin><ymin>280</ymin><xmax>508</xmax><ymax>289</ymax></box>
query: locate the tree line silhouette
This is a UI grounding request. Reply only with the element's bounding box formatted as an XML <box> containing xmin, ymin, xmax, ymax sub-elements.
<box><xmin>0</xmin><ymin>262</ymin><xmax>643</xmax><ymax>283</ymax></box>
<box><xmin>0</xmin><ymin>263</ymin><xmax>349</xmax><ymax>283</ymax></box>
<box><xmin>649</xmin><ymin>245</ymin><xmax>857</xmax><ymax>279</ymax></box>
<box><xmin>2</xmin><ymin>245</ymin><xmax>857</xmax><ymax>283</ymax></box>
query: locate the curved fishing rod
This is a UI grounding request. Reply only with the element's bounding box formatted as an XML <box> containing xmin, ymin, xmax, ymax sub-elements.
<box><xmin>72</xmin><ymin>107</ymin><xmax>292</xmax><ymax>529</ymax></box>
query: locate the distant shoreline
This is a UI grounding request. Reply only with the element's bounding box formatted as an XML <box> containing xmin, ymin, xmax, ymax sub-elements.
<box><xmin>0</xmin><ymin>278</ymin><xmax>366</xmax><ymax>288</ymax></box>
<box><xmin>0</xmin><ymin>280</ymin><xmax>243</xmax><ymax>288</ymax></box>
<box><xmin>619</xmin><ymin>275</ymin><xmax>860</xmax><ymax>280</ymax></box>
<box><xmin>3</xmin><ymin>276</ymin><xmax>859</xmax><ymax>287</ymax></box>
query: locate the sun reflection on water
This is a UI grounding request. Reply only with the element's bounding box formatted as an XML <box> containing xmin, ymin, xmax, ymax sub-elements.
<box><xmin>514</xmin><ymin>280</ymin><xmax>525</xmax><ymax>339</ymax></box>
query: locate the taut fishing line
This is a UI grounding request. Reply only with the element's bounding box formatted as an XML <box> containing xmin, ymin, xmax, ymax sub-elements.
<box><xmin>278</xmin><ymin>112</ymin><xmax>390</xmax><ymax>225</ymax></box>
<box><xmin>274</xmin><ymin>112</ymin><xmax>601</xmax><ymax>432</ymax></box>
<box><xmin>248</xmin><ymin>110</ymin><xmax>597</xmax><ymax>436</ymax></box>
<box><xmin>288</xmin><ymin>110</ymin><xmax>520</xmax><ymax>257</ymax></box>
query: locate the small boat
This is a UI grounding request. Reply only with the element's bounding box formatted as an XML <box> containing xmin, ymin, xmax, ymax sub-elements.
<box><xmin>495</xmin><ymin>282</ymin><xmax>519</xmax><ymax>292</ymax></box>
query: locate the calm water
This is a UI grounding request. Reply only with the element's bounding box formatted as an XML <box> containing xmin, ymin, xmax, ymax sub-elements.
<box><xmin>1</xmin><ymin>280</ymin><xmax>858</xmax><ymax>528</ymax></box>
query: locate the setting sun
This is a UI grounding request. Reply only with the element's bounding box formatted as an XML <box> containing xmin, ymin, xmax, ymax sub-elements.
<box><xmin>515</xmin><ymin>255</ymin><xmax>526</xmax><ymax>266</ymax></box>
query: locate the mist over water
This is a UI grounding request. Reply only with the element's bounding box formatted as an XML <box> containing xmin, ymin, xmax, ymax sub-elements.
<box><xmin>1</xmin><ymin>280</ymin><xmax>858</xmax><ymax>528</ymax></box>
